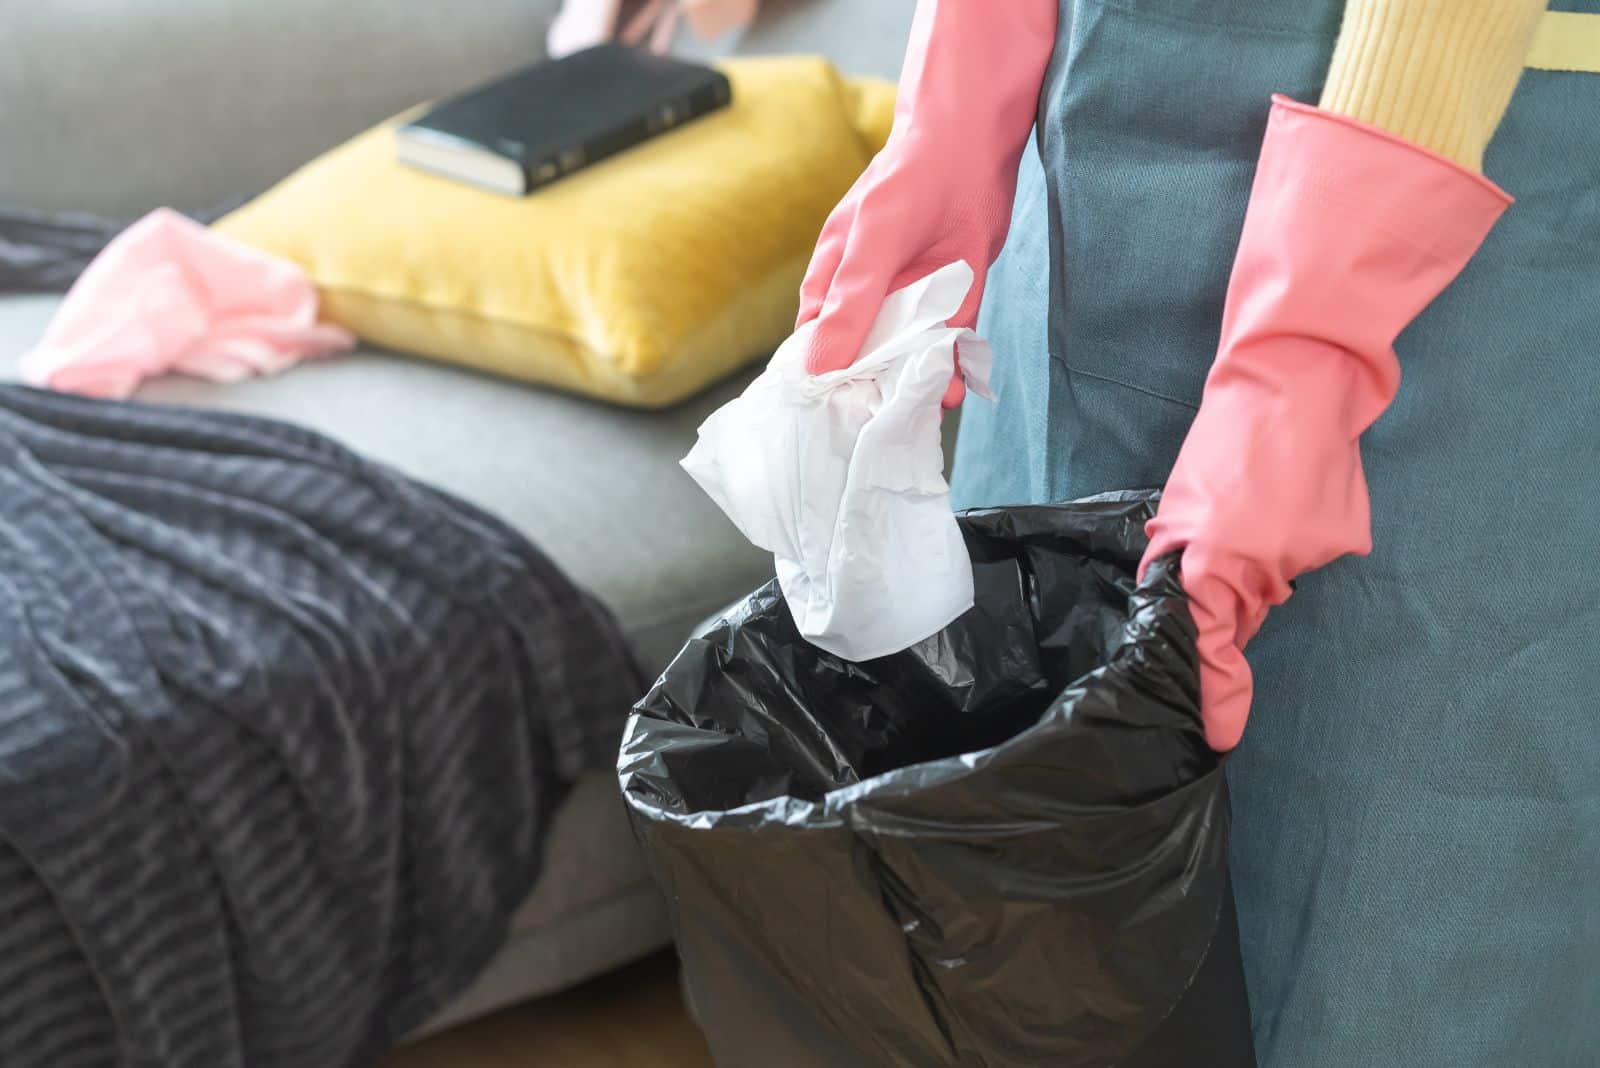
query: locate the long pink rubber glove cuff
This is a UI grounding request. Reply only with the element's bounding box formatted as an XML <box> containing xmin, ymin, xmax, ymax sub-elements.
<box><xmin>1143</xmin><ymin>96</ymin><xmax>1511</xmax><ymax>751</ymax></box>
<box><xmin>797</xmin><ymin>0</ymin><xmax>1057</xmax><ymax>407</ymax></box>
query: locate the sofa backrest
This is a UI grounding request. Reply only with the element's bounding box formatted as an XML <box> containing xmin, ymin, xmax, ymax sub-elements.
<box><xmin>0</xmin><ymin>1</ymin><xmax>567</xmax><ymax>219</ymax></box>
<box><xmin>673</xmin><ymin>0</ymin><xmax>911</xmax><ymax>81</ymax></box>
<box><xmin>0</xmin><ymin>0</ymin><xmax>911</xmax><ymax>221</ymax></box>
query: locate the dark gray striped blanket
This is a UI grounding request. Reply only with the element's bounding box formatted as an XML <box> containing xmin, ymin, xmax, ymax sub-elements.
<box><xmin>0</xmin><ymin>386</ymin><xmax>643</xmax><ymax>1067</ymax></box>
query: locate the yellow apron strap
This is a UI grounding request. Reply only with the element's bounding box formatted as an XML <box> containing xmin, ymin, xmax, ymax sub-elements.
<box><xmin>1526</xmin><ymin>11</ymin><xmax>1600</xmax><ymax>73</ymax></box>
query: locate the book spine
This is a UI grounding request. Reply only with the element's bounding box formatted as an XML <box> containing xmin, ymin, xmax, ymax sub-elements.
<box><xmin>520</xmin><ymin>71</ymin><xmax>734</xmax><ymax>193</ymax></box>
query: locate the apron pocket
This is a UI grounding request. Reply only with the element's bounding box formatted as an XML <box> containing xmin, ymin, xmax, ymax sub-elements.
<box><xmin>1042</xmin><ymin>0</ymin><xmax>1338</xmax><ymax>408</ymax></box>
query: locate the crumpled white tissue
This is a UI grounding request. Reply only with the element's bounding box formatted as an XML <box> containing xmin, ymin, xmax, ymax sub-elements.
<box><xmin>681</xmin><ymin>260</ymin><xmax>993</xmax><ymax>661</ymax></box>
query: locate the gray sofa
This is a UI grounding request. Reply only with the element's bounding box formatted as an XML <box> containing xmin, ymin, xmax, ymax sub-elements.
<box><xmin>0</xmin><ymin>0</ymin><xmax>914</xmax><ymax>1034</ymax></box>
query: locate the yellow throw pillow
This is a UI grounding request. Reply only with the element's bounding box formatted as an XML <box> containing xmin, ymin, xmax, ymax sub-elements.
<box><xmin>214</xmin><ymin>57</ymin><xmax>895</xmax><ymax>408</ymax></box>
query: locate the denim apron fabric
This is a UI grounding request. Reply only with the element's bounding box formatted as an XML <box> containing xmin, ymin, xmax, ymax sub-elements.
<box><xmin>949</xmin><ymin>1</ymin><xmax>1600</xmax><ymax>1063</ymax></box>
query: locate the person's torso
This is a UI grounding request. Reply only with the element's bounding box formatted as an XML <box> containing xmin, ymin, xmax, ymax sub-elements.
<box><xmin>950</xmin><ymin>3</ymin><xmax>1600</xmax><ymax>1064</ymax></box>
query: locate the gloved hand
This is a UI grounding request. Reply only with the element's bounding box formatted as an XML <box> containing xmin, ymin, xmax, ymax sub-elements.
<box><xmin>1143</xmin><ymin>96</ymin><xmax>1511</xmax><ymax>751</ymax></box>
<box><xmin>796</xmin><ymin>0</ymin><xmax>1057</xmax><ymax>408</ymax></box>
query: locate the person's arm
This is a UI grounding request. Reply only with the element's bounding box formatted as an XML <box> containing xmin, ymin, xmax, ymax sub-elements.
<box><xmin>1144</xmin><ymin>3</ymin><xmax>1544</xmax><ymax>749</ymax></box>
<box><xmin>798</xmin><ymin>0</ymin><xmax>1057</xmax><ymax>406</ymax></box>
<box><xmin>1320</xmin><ymin>0</ymin><xmax>1548</xmax><ymax>170</ymax></box>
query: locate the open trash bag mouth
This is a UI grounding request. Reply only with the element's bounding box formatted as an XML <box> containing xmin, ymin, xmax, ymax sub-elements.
<box><xmin>619</xmin><ymin>492</ymin><xmax>1252</xmax><ymax>1067</ymax></box>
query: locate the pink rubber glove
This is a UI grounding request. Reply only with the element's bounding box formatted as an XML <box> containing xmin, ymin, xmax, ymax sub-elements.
<box><xmin>796</xmin><ymin>0</ymin><xmax>1057</xmax><ymax>408</ymax></box>
<box><xmin>1143</xmin><ymin>97</ymin><xmax>1511</xmax><ymax>751</ymax></box>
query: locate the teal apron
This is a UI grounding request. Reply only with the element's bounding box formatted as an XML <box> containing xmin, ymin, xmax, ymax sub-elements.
<box><xmin>950</xmin><ymin>1</ymin><xmax>1600</xmax><ymax>1063</ymax></box>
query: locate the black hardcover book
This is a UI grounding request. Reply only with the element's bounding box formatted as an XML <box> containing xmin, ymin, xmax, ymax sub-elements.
<box><xmin>396</xmin><ymin>44</ymin><xmax>732</xmax><ymax>195</ymax></box>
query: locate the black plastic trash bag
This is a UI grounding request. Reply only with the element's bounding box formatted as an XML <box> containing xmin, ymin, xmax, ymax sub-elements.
<box><xmin>620</xmin><ymin>493</ymin><xmax>1254</xmax><ymax>1066</ymax></box>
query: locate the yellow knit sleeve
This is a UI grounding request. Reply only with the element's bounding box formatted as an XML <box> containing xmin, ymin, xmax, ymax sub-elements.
<box><xmin>1319</xmin><ymin>0</ymin><xmax>1548</xmax><ymax>171</ymax></box>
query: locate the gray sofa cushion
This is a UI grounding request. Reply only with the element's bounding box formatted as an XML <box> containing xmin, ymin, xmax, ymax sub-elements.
<box><xmin>417</xmin><ymin>770</ymin><xmax>671</xmax><ymax>1035</ymax></box>
<box><xmin>0</xmin><ymin>293</ymin><xmax>771</xmax><ymax>678</ymax></box>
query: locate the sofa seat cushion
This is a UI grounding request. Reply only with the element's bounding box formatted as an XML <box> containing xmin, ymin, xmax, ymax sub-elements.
<box><xmin>0</xmin><ymin>293</ymin><xmax>771</xmax><ymax>677</ymax></box>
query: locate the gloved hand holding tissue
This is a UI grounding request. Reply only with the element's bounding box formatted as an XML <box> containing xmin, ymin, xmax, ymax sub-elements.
<box><xmin>681</xmin><ymin>260</ymin><xmax>991</xmax><ymax>661</ymax></box>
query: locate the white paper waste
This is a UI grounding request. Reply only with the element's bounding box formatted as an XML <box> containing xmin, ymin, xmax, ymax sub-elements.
<box><xmin>681</xmin><ymin>260</ymin><xmax>993</xmax><ymax>661</ymax></box>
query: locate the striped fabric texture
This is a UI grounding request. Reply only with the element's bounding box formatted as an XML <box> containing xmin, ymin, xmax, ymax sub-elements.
<box><xmin>0</xmin><ymin>386</ymin><xmax>642</xmax><ymax>1067</ymax></box>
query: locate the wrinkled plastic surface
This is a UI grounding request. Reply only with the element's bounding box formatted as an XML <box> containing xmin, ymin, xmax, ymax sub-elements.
<box><xmin>621</xmin><ymin>492</ymin><xmax>1254</xmax><ymax>1066</ymax></box>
